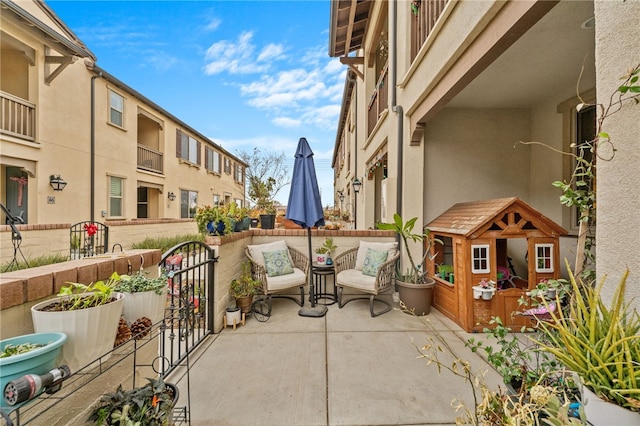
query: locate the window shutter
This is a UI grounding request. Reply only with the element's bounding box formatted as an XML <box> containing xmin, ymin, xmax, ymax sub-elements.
<box><xmin>176</xmin><ymin>130</ymin><xmax>182</xmax><ymax>158</ymax></box>
<box><xmin>196</xmin><ymin>141</ymin><xmax>201</xmax><ymax>165</ymax></box>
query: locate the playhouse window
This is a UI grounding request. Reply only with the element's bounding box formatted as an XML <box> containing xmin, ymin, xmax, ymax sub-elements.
<box><xmin>535</xmin><ymin>244</ymin><xmax>554</xmax><ymax>272</ymax></box>
<box><xmin>471</xmin><ymin>244</ymin><xmax>490</xmax><ymax>273</ymax></box>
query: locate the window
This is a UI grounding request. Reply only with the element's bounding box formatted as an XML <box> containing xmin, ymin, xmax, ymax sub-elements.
<box><xmin>224</xmin><ymin>157</ymin><xmax>231</xmax><ymax>174</ymax></box>
<box><xmin>471</xmin><ymin>244</ymin><xmax>490</xmax><ymax>274</ymax></box>
<box><xmin>234</xmin><ymin>198</ymin><xmax>243</xmax><ymax>207</ymax></box>
<box><xmin>109</xmin><ymin>176</ymin><xmax>124</xmax><ymax>217</ymax></box>
<box><xmin>213</xmin><ymin>194</ymin><xmax>220</xmax><ymax>206</ymax></box>
<box><xmin>137</xmin><ymin>187</ymin><xmax>148</xmax><ymax>218</ymax></box>
<box><xmin>176</xmin><ymin>130</ymin><xmax>201</xmax><ymax>165</ymax></box>
<box><xmin>109</xmin><ymin>90</ymin><xmax>124</xmax><ymax>127</ymax></box>
<box><xmin>180</xmin><ymin>189</ymin><xmax>197</xmax><ymax>218</ymax></box>
<box><xmin>535</xmin><ymin>244</ymin><xmax>554</xmax><ymax>273</ymax></box>
<box><xmin>206</xmin><ymin>147</ymin><xmax>221</xmax><ymax>174</ymax></box>
<box><xmin>572</xmin><ymin>105</ymin><xmax>596</xmax><ymax>228</ymax></box>
<box><xmin>234</xmin><ymin>164</ymin><xmax>244</xmax><ymax>183</ymax></box>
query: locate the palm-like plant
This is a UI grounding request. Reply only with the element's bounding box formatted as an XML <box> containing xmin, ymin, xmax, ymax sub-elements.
<box><xmin>377</xmin><ymin>214</ymin><xmax>439</xmax><ymax>284</ymax></box>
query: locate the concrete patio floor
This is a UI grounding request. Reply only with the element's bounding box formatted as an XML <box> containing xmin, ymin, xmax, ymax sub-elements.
<box><xmin>170</xmin><ymin>295</ymin><xmax>504</xmax><ymax>426</ymax></box>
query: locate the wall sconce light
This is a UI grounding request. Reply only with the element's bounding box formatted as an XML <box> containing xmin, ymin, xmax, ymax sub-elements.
<box><xmin>49</xmin><ymin>175</ymin><xmax>67</xmax><ymax>191</ymax></box>
<box><xmin>338</xmin><ymin>191</ymin><xmax>345</xmax><ymax>203</ymax></box>
<box><xmin>167</xmin><ymin>191</ymin><xmax>176</xmax><ymax>201</ymax></box>
<box><xmin>352</xmin><ymin>178</ymin><xmax>362</xmax><ymax>194</ymax></box>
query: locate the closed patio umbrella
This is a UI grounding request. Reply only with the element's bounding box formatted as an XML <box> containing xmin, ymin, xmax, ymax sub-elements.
<box><xmin>286</xmin><ymin>137</ymin><xmax>327</xmax><ymax>316</ymax></box>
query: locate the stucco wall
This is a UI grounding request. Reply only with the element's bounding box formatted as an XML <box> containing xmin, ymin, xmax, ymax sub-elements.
<box><xmin>594</xmin><ymin>0</ymin><xmax>640</xmax><ymax>306</ymax></box>
<box><xmin>424</xmin><ymin>108</ymin><xmax>531</xmax><ymax>220</ymax></box>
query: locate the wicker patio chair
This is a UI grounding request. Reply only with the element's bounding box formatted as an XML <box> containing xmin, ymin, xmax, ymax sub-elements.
<box><xmin>245</xmin><ymin>241</ymin><xmax>309</xmax><ymax>319</ymax></box>
<box><xmin>334</xmin><ymin>242</ymin><xmax>399</xmax><ymax>317</ymax></box>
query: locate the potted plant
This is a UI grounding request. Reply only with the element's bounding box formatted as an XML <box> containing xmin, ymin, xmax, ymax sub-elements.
<box><xmin>532</xmin><ymin>265</ymin><xmax>640</xmax><ymax>424</ymax></box>
<box><xmin>230</xmin><ymin>261</ymin><xmax>261</xmax><ymax>314</ymax></box>
<box><xmin>194</xmin><ymin>204</ymin><xmax>232</xmax><ymax>236</ymax></box>
<box><xmin>314</xmin><ymin>246</ymin><xmax>329</xmax><ymax>265</ymax></box>
<box><xmin>1</xmin><ymin>332</ymin><xmax>68</xmax><ymax>410</ymax></box>
<box><xmin>224</xmin><ymin>301</ymin><xmax>244</xmax><ymax>330</ymax></box>
<box><xmin>377</xmin><ymin>214</ymin><xmax>440</xmax><ymax>315</ymax></box>
<box><xmin>31</xmin><ymin>272</ymin><xmax>125</xmax><ymax>372</ymax></box>
<box><xmin>472</xmin><ymin>279</ymin><xmax>496</xmax><ymax>300</ymax></box>
<box><xmin>114</xmin><ymin>271</ymin><xmax>168</xmax><ymax>326</ymax></box>
<box><xmin>258</xmin><ymin>201</ymin><xmax>276</xmax><ymax>229</ymax></box>
<box><xmin>88</xmin><ymin>377</ymin><xmax>178</xmax><ymax>425</ymax></box>
<box><xmin>321</xmin><ymin>237</ymin><xmax>337</xmax><ymax>265</ymax></box>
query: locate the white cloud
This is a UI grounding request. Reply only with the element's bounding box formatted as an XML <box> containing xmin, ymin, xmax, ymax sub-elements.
<box><xmin>204</xmin><ymin>17</ymin><xmax>221</xmax><ymax>32</ymax></box>
<box><xmin>272</xmin><ymin>116</ymin><xmax>302</xmax><ymax>128</ymax></box>
<box><xmin>257</xmin><ymin>43</ymin><xmax>285</xmax><ymax>62</ymax></box>
<box><xmin>203</xmin><ymin>31</ymin><xmax>270</xmax><ymax>75</ymax></box>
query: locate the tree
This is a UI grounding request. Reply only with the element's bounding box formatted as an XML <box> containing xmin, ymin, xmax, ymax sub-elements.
<box><xmin>237</xmin><ymin>148</ymin><xmax>291</xmax><ymax>211</ymax></box>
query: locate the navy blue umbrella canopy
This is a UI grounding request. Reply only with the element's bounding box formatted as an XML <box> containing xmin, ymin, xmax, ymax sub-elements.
<box><xmin>287</xmin><ymin>137</ymin><xmax>326</xmax><ymax>313</ymax></box>
<box><xmin>286</xmin><ymin>137</ymin><xmax>325</xmax><ymax>229</ymax></box>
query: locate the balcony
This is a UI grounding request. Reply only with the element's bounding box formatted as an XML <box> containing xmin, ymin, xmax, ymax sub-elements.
<box><xmin>367</xmin><ymin>64</ymin><xmax>389</xmax><ymax>137</ymax></box>
<box><xmin>411</xmin><ymin>0</ymin><xmax>450</xmax><ymax>62</ymax></box>
<box><xmin>137</xmin><ymin>144</ymin><xmax>164</xmax><ymax>174</ymax></box>
<box><xmin>0</xmin><ymin>91</ymin><xmax>35</xmax><ymax>141</ymax></box>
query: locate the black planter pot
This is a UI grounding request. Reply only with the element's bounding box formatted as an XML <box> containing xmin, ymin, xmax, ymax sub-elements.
<box><xmin>233</xmin><ymin>221</ymin><xmax>243</xmax><ymax>233</ymax></box>
<box><xmin>250</xmin><ymin>218</ymin><xmax>259</xmax><ymax>228</ymax></box>
<box><xmin>259</xmin><ymin>214</ymin><xmax>275</xmax><ymax>229</ymax></box>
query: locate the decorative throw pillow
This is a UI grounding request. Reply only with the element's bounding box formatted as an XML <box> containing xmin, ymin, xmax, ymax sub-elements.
<box><xmin>263</xmin><ymin>249</ymin><xmax>294</xmax><ymax>277</ymax></box>
<box><xmin>362</xmin><ymin>248</ymin><xmax>389</xmax><ymax>276</ymax></box>
<box><xmin>355</xmin><ymin>241</ymin><xmax>398</xmax><ymax>270</ymax></box>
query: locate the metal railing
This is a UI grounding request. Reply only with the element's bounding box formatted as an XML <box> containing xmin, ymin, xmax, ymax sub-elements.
<box><xmin>411</xmin><ymin>0</ymin><xmax>449</xmax><ymax>62</ymax></box>
<box><xmin>0</xmin><ymin>91</ymin><xmax>35</xmax><ymax>141</ymax></box>
<box><xmin>137</xmin><ymin>144</ymin><xmax>164</xmax><ymax>174</ymax></box>
<box><xmin>1</xmin><ymin>241</ymin><xmax>216</xmax><ymax>426</ymax></box>
<box><xmin>367</xmin><ymin>64</ymin><xmax>389</xmax><ymax>137</ymax></box>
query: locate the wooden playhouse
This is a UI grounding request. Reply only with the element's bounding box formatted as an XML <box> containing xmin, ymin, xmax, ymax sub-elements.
<box><xmin>425</xmin><ymin>197</ymin><xmax>568</xmax><ymax>332</ymax></box>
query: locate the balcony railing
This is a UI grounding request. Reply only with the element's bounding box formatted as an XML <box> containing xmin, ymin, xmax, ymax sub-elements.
<box><xmin>1</xmin><ymin>91</ymin><xmax>35</xmax><ymax>141</ymax></box>
<box><xmin>137</xmin><ymin>144</ymin><xmax>164</xmax><ymax>173</ymax></box>
<box><xmin>367</xmin><ymin>64</ymin><xmax>389</xmax><ymax>137</ymax></box>
<box><xmin>411</xmin><ymin>0</ymin><xmax>449</xmax><ymax>62</ymax></box>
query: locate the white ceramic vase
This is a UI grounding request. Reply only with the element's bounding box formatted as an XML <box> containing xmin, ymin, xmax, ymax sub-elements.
<box><xmin>315</xmin><ymin>253</ymin><xmax>327</xmax><ymax>265</ymax></box>
<box><xmin>31</xmin><ymin>293</ymin><xmax>124</xmax><ymax>373</ymax></box>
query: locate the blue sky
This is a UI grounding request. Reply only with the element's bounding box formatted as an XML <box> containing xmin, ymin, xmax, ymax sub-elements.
<box><xmin>48</xmin><ymin>0</ymin><xmax>344</xmax><ymax>207</ymax></box>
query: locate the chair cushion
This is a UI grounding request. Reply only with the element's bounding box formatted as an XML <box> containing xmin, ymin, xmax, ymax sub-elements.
<box><xmin>247</xmin><ymin>240</ymin><xmax>290</xmax><ymax>267</ymax></box>
<box><xmin>355</xmin><ymin>241</ymin><xmax>398</xmax><ymax>270</ymax></box>
<box><xmin>362</xmin><ymin>248</ymin><xmax>389</xmax><ymax>276</ymax></box>
<box><xmin>267</xmin><ymin>268</ymin><xmax>306</xmax><ymax>291</ymax></box>
<box><xmin>336</xmin><ymin>269</ymin><xmax>376</xmax><ymax>293</ymax></box>
<box><xmin>263</xmin><ymin>249</ymin><xmax>294</xmax><ymax>277</ymax></box>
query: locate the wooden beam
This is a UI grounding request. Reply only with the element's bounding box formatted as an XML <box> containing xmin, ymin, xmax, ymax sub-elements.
<box><xmin>339</xmin><ymin>56</ymin><xmax>364</xmax><ymax>65</ymax></box>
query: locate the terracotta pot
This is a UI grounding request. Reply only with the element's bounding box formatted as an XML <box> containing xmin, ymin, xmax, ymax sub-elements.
<box><xmin>235</xmin><ymin>295</ymin><xmax>253</xmax><ymax>314</ymax></box>
<box><xmin>397</xmin><ymin>278</ymin><xmax>435</xmax><ymax>316</ymax></box>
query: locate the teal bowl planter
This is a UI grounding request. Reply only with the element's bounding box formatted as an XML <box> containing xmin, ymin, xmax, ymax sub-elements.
<box><xmin>1</xmin><ymin>332</ymin><xmax>67</xmax><ymax>409</ymax></box>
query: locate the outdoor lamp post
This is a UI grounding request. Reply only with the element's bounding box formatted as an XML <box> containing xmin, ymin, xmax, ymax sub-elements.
<box><xmin>352</xmin><ymin>178</ymin><xmax>362</xmax><ymax>229</ymax></box>
<box><xmin>338</xmin><ymin>191</ymin><xmax>345</xmax><ymax>212</ymax></box>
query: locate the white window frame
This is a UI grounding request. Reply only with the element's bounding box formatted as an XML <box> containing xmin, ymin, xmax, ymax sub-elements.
<box><xmin>209</xmin><ymin>149</ymin><xmax>221</xmax><ymax>174</ymax></box>
<box><xmin>109</xmin><ymin>90</ymin><xmax>124</xmax><ymax>127</ymax></box>
<box><xmin>213</xmin><ymin>194</ymin><xmax>220</xmax><ymax>206</ymax></box>
<box><xmin>535</xmin><ymin>244</ymin><xmax>554</xmax><ymax>273</ymax></box>
<box><xmin>471</xmin><ymin>244</ymin><xmax>490</xmax><ymax>274</ymax></box>
<box><xmin>178</xmin><ymin>130</ymin><xmax>199</xmax><ymax>164</ymax></box>
<box><xmin>235</xmin><ymin>164</ymin><xmax>243</xmax><ymax>183</ymax></box>
<box><xmin>108</xmin><ymin>175</ymin><xmax>124</xmax><ymax>217</ymax></box>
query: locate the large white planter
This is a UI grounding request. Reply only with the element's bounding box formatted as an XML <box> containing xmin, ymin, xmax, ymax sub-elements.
<box><xmin>31</xmin><ymin>293</ymin><xmax>124</xmax><ymax>373</ymax></box>
<box><xmin>581</xmin><ymin>383</ymin><xmax>640</xmax><ymax>425</ymax></box>
<box><xmin>122</xmin><ymin>289</ymin><xmax>167</xmax><ymax>325</ymax></box>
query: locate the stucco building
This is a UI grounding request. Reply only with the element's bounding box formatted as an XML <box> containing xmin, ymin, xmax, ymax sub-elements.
<box><xmin>1</xmin><ymin>0</ymin><xmax>247</xmax><ymax>227</ymax></box>
<box><xmin>329</xmin><ymin>0</ymin><xmax>640</xmax><ymax>306</ymax></box>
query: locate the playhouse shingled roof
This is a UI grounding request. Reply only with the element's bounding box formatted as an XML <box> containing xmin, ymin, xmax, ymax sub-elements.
<box><xmin>426</xmin><ymin>197</ymin><xmax>568</xmax><ymax>239</ymax></box>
